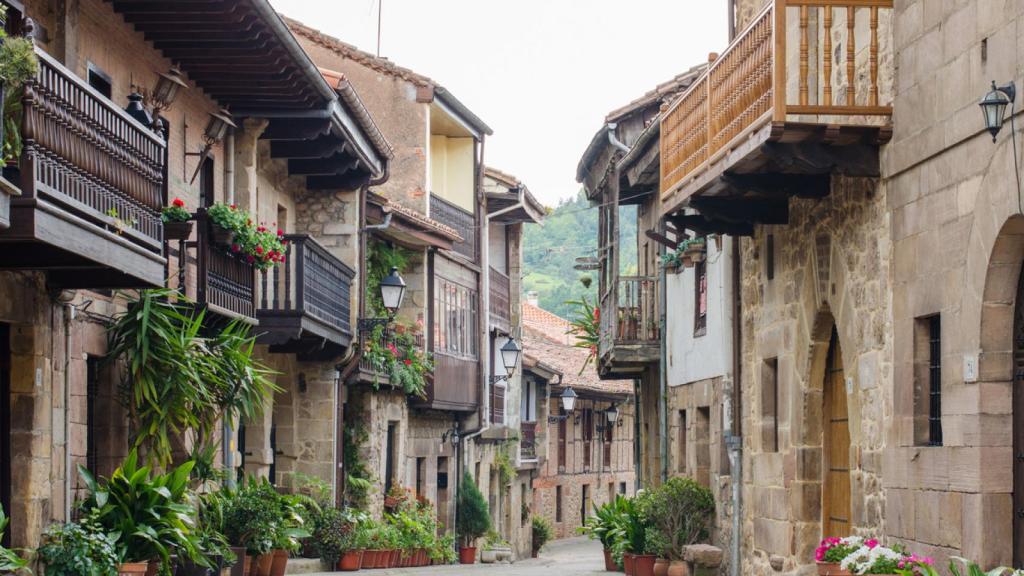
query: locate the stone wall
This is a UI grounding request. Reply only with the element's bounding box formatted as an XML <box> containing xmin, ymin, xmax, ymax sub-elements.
<box><xmin>738</xmin><ymin>176</ymin><xmax>890</xmax><ymax>574</ymax></box>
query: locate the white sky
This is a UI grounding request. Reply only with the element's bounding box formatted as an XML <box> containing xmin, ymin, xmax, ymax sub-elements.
<box><xmin>270</xmin><ymin>0</ymin><xmax>728</xmax><ymax>206</ymax></box>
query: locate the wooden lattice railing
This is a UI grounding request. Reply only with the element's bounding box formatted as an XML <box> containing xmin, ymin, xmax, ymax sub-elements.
<box><xmin>660</xmin><ymin>0</ymin><xmax>893</xmax><ymax>196</ymax></box>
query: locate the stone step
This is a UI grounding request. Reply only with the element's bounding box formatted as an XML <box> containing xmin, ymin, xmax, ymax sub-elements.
<box><xmin>284</xmin><ymin>558</ymin><xmax>326</xmax><ymax>574</ymax></box>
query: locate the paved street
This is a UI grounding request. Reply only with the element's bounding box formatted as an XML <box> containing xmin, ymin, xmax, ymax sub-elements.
<box><xmin>304</xmin><ymin>538</ymin><xmax>606</xmax><ymax>576</ymax></box>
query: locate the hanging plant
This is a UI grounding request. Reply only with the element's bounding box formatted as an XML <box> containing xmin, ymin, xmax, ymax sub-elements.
<box><xmin>207</xmin><ymin>203</ymin><xmax>287</xmax><ymax>270</ymax></box>
<box><xmin>0</xmin><ymin>7</ymin><xmax>39</xmax><ymax>165</ymax></box>
<box><xmin>363</xmin><ymin>323</ymin><xmax>432</xmax><ymax>397</ymax></box>
<box><xmin>566</xmin><ymin>296</ymin><xmax>599</xmax><ymax>374</ymax></box>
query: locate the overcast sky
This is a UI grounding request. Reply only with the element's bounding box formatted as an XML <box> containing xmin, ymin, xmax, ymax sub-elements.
<box><xmin>270</xmin><ymin>1</ymin><xmax>727</xmax><ymax>206</ymax></box>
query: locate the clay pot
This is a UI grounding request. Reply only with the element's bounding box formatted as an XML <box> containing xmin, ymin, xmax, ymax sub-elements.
<box><xmin>144</xmin><ymin>560</ymin><xmax>160</xmax><ymax>576</ymax></box>
<box><xmin>623</xmin><ymin>553</ymin><xmax>635</xmax><ymax>576</ymax></box>
<box><xmin>654</xmin><ymin>557</ymin><xmax>670</xmax><ymax>576</ymax></box>
<box><xmin>117</xmin><ymin>562</ymin><xmax>149</xmax><ymax>576</ymax></box>
<box><xmin>459</xmin><ymin>547</ymin><xmax>477</xmax><ymax>565</ymax></box>
<box><xmin>338</xmin><ymin>550</ymin><xmax>362</xmax><ymax>571</ymax></box>
<box><xmin>633</xmin><ymin>554</ymin><xmax>657</xmax><ymax>576</ymax></box>
<box><xmin>604</xmin><ymin>549</ymin><xmax>618</xmax><ymax>572</ymax></box>
<box><xmin>229</xmin><ymin>549</ymin><xmax>247</xmax><ymax>576</ymax></box>
<box><xmin>250</xmin><ymin>553</ymin><xmax>273</xmax><ymax>576</ymax></box>
<box><xmin>817</xmin><ymin>563</ymin><xmax>852</xmax><ymax>576</ymax></box>
<box><xmin>164</xmin><ymin>220</ymin><xmax>193</xmax><ymax>241</ymax></box>
<box><xmin>417</xmin><ymin>549</ymin><xmax>428</xmax><ymax>566</ymax></box>
<box><xmin>667</xmin><ymin>560</ymin><xmax>690</xmax><ymax>576</ymax></box>
<box><xmin>269</xmin><ymin>550</ymin><xmax>287</xmax><ymax>576</ymax></box>
<box><xmin>390</xmin><ymin>549</ymin><xmax>401</xmax><ymax>568</ymax></box>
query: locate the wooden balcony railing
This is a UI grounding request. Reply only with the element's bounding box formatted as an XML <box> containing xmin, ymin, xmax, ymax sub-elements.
<box><xmin>257</xmin><ymin>234</ymin><xmax>354</xmax><ymax>349</ymax></box>
<box><xmin>489</xmin><ymin>266</ymin><xmax>511</xmax><ymax>328</ymax></box>
<box><xmin>422</xmin><ymin>353</ymin><xmax>480</xmax><ymax>412</ymax></box>
<box><xmin>195</xmin><ymin>212</ymin><xmax>256</xmax><ymax>320</ymax></box>
<box><xmin>520</xmin><ymin>421</ymin><xmax>538</xmax><ymax>461</ymax></box>
<box><xmin>431</xmin><ymin>195</ymin><xmax>476</xmax><ymax>261</ymax></box>
<box><xmin>660</xmin><ymin>0</ymin><xmax>893</xmax><ymax>197</ymax></box>
<box><xmin>598</xmin><ymin>276</ymin><xmax>660</xmax><ymax>368</ymax></box>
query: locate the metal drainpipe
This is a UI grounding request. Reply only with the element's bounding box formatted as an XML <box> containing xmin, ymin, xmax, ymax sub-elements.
<box><xmin>728</xmin><ymin>235</ymin><xmax>743</xmax><ymax>576</ymax></box>
<box><xmin>63</xmin><ymin>302</ymin><xmax>75</xmax><ymax>520</ymax></box>
<box><xmin>659</xmin><ymin>225</ymin><xmax>668</xmax><ymax>485</ymax></box>
<box><xmin>633</xmin><ymin>377</ymin><xmax>642</xmax><ymax>492</ymax></box>
<box><xmin>225</xmin><ymin>130</ymin><xmax>235</xmax><ymax>205</ymax></box>
<box><xmin>222</xmin><ymin>129</ymin><xmax>237</xmax><ymax>487</ymax></box>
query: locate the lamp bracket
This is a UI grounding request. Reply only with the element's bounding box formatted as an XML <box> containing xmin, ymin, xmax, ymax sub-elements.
<box><xmin>547</xmin><ymin>414</ymin><xmax>569</xmax><ymax>423</ymax></box>
<box><xmin>358</xmin><ymin>317</ymin><xmax>391</xmax><ymax>333</ymax></box>
<box><xmin>489</xmin><ymin>375</ymin><xmax>509</xmax><ymax>384</ymax></box>
<box><xmin>1002</xmin><ymin>81</ymin><xmax>1017</xmax><ymax>104</ymax></box>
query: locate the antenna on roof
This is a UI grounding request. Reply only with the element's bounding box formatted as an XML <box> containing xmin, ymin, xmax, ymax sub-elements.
<box><xmin>376</xmin><ymin>0</ymin><xmax>382</xmax><ymax>57</ymax></box>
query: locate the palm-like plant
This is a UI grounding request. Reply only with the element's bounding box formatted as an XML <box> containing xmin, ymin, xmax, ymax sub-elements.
<box><xmin>566</xmin><ymin>296</ymin><xmax>600</xmax><ymax>374</ymax></box>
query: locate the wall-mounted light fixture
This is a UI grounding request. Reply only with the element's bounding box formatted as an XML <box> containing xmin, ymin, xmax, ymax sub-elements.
<box><xmin>490</xmin><ymin>338</ymin><xmax>522</xmax><ymax>383</ymax></box>
<box><xmin>358</xmin><ymin>267</ymin><xmax>407</xmax><ymax>333</ymax></box>
<box><xmin>187</xmin><ymin>107</ymin><xmax>237</xmax><ymax>184</ymax></box>
<box><xmin>548</xmin><ymin>387</ymin><xmax>578</xmax><ymax>423</ymax></box>
<box><xmin>150</xmin><ymin>67</ymin><xmax>188</xmax><ymax>117</ymax></box>
<box><xmin>981</xmin><ymin>80</ymin><xmax>1024</xmax><ymax>215</ymax></box>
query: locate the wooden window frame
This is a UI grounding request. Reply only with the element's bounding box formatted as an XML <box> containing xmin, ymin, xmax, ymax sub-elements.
<box><xmin>694</xmin><ymin>260</ymin><xmax>708</xmax><ymax>337</ymax></box>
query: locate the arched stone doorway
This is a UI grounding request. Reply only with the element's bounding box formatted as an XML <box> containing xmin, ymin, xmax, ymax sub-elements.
<box><xmin>822</xmin><ymin>328</ymin><xmax>851</xmax><ymax>537</ymax></box>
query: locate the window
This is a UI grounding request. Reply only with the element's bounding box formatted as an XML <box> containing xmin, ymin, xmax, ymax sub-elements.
<box><xmin>555</xmin><ymin>485</ymin><xmax>563</xmax><ymax>522</ymax></box>
<box><xmin>433</xmin><ymin>276</ymin><xmax>479</xmax><ymax>359</ymax></box>
<box><xmin>582</xmin><ymin>408</ymin><xmax>594</xmax><ymax>470</ymax></box>
<box><xmin>581</xmin><ymin>484</ymin><xmax>591</xmax><ymax>522</ymax></box>
<box><xmin>694</xmin><ymin>260</ymin><xmax>708</xmax><ymax>337</ymax></box>
<box><xmin>87</xmin><ymin>62</ymin><xmax>112</xmax><ymax>99</ymax></box>
<box><xmin>677</xmin><ymin>410</ymin><xmax>688</xmax><ymax>474</ymax></box>
<box><xmin>384</xmin><ymin>422</ymin><xmax>397</xmax><ymax>495</ymax></box>
<box><xmin>415</xmin><ymin>457</ymin><xmax>426</xmax><ymax>500</ymax></box>
<box><xmin>86</xmin><ymin>357</ymin><xmax>101</xmax><ymax>475</ymax></box>
<box><xmin>199</xmin><ymin>157</ymin><xmax>215</xmax><ymax>207</ymax></box>
<box><xmin>521</xmin><ymin>379</ymin><xmax>536</xmax><ymax>422</ymax></box>
<box><xmin>761</xmin><ymin>358</ymin><xmax>779</xmax><ymax>452</ymax></box>
<box><xmin>557</xmin><ymin>401</ymin><xmax>567</xmax><ymax>471</ymax></box>
<box><xmin>696</xmin><ymin>407</ymin><xmax>712</xmax><ymax>487</ymax></box>
<box><xmin>619</xmin><ymin>482</ymin><xmax>627</xmax><ymax>495</ymax></box>
<box><xmin>603</xmin><ymin>412</ymin><xmax>613</xmax><ymax>469</ymax></box>
<box><xmin>608</xmin><ymin>482</ymin><xmax>615</xmax><ymax>503</ymax></box>
<box><xmin>766</xmin><ymin>233</ymin><xmax>775</xmax><ymax>280</ymax></box>
<box><xmin>914</xmin><ymin>315</ymin><xmax>943</xmax><ymax>446</ymax></box>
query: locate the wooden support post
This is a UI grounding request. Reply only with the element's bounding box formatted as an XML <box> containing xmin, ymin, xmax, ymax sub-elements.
<box><xmin>847</xmin><ymin>5</ymin><xmax>856</xmax><ymax>106</ymax></box>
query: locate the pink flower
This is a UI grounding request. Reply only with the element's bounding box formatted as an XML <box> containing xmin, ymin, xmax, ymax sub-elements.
<box><xmin>865</xmin><ymin>539</ymin><xmax>878</xmax><ymax>549</ymax></box>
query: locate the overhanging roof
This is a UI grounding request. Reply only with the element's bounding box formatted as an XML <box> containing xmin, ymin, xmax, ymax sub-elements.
<box><xmin>485</xmin><ymin>167</ymin><xmax>545</xmax><ymax>224</ymax></box>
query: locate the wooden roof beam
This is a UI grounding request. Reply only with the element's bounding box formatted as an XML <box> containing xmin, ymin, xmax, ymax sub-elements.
<box><xmin>288</xmin><ymin>155</ymin><xmax>360</xmax><ymax>176</ymax></box>
<box><xmin>306</xmin><ymin>172</ymin><xmax>370</xmax><ymax>191</ymax></box>
<box><xmin>260</xmin><ymin>119</ymin><xmax>333</xmax><ymax>141</ymax></box>
<box><xmin>271</xmin><ymin>138</ymin><xmax>348</xmax><ymax>160</ymax></box>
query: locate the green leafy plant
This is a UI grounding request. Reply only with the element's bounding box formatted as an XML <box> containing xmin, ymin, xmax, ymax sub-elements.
<box><xmin>313</xmin><ymin>508</ymin><xmax>368</xmax><ymax>568</ymax></box>
<box><xmin>455</xmin><ymin>472</ymin><xmax>490</xmax><ymax>548</ymax></box>
<box><xmin>493</xmin><ymin>442</ymin><xmax>515</xmax><ymax>489</ymax></box>
<box><xmin>342</xmin><ymin>403</ymin><xmax>373</xmax><ymax>510</ymax></box>
<box><xmin>0</xmin><ymin>506</ymin><xmax>29</xmax><ymax>573</ymax></box>
<box><xmin>531</xmin><ymin>516</ymin><xmax>553</xmax><ymax>557</ymax></box>
<box><xmin>207</xmin><ymin>203</ymin><xmax>287</xmax><ymax>270</ymax></box>
<box><xmin>945</xmin><ymin>557</ymin><xmax>1013</xmax><ymax>576</ymax></box>
<box><xmin>430</xmin><ymin>532</ymin><xmax>457</xmax><ymax>564</ymax></box>
<box><xmin>580</xmin><ymin>495</ymin><xmax>630</xmax><ymax>550</ymax></box>
<box><xmin>77</xmin><ymin>450</ymin><xmax>199</xmax><ymax>567</ymax></box>
<box><xmin>37</xmin><ymin>513</ymin><xmax>118</xmax><ymax>576</ymax></box>
<box><xmin>366</xmin><ymin>241</ymin><xmax>411</xmax><ymax>317</ymax></box>
<box><xmin>221</xmin><ymin>478</ymin><xmax>308</xmax><ymax>557</ymax></box>
<box><xmin>363</xmin><ymin>323</ymin><xmax>432</xmax><ymax>397</ymax></box>
<box><xmin>161</xmin><ymin>198</ymin><xmax>191</xmax><ymax>223</ymax></box>
<box><xmin>637</xmin><ymin>477</ymin><xmax>715</xmax><ymax>560</ymax></box>
<box><xmin>482</xmin><ymin>530</ymin><xmax>510</xmax><ymax>551</ymax></box>
<box><xmin>566</xmin><ymin>296</ymin><xmax>599</xmax><ymax>374</ymax></box>
<box><xmin>0</xmin><ymin>8</ymin><xmax>38</xmax><ymax>165</ymax></box>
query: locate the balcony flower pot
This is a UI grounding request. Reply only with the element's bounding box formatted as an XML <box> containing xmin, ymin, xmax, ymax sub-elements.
<box><xmin>654</xmin><ymin>557</ymin><xmax>670</xmax><ymax>576</ymax></box>
<box><xmin>816</xmin><ymin>562</ymin><xmax>852</xmax><ymax>576</ymax></box>
<box><xmin>338</xmin><ymin>550</ymin><xmax>362</xmax><ymax>571</ymax></box>
<box><xmin>0</xmin><ymin>172</ymin><xmax>18</xmax><ymax>230</ymax></box>
<box><xmin>164</xmin><ymin>220</ymin><xmax>193</xmax><ymax>241</ymax></box>
<box><xmin>117</xmin><ymin>561</ymin><xmax>150</xmax><ymax>576</ymax></box>
<box><xmin>623</xmin><ymin>552</ymin><xmax>636</xmax><ymax>576</ymax></box>
<box><xmin>667</xmin><ymin>560</ymin><xmax>690</xmax><ymax>576</ymax></box>
<box><xmin>459</xmin><ymin>546</ymin><xmax>477</xmax><ymax>565</ymax></box>
<box><xmin>269</xmin><ymin>550</ymin><xmax>288</xmax><ymax>576</ymax></box>
<box><xmin>633</xmin><ymin>554</ymin><xmax>657</xmax><ymax>576</ymax></box>
<box><xmin>211</xmin><ymin>222</ymin><xmax>233</xmax><ymax>245</ymax></box>
<box><xmin>603</xmin><ymin>549</ymin><xmax>618</xmax><ymax>572</ymax></box>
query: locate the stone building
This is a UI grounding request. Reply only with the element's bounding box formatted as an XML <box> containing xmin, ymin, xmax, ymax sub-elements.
<box><xmin>521</xmin><ymin>300</ymin><xmax>636</xmax><ymax>540</ymax></box>
<box><xmin>0</xmin><ymin>0</ymin><xmax>389</xmax><ymax>549</ymax></box>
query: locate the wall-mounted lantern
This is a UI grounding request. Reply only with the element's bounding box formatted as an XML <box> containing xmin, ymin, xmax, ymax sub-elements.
<box><xmin>980</xmin><ymin>80</ymin><xmax>1016</xmax><ymax>142</ymax></box>
<box><xmin>548</xmin><ymin>387</ymin><xmax>578</xmax><ymax>423</ymax></box>
<box><xmin>358</xmin><ymin>267</ymin><xmax>406</xmax><ymax>333</ymax></box>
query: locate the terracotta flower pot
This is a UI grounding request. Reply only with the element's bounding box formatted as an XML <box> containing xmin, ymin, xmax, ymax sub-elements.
<box><xmin>624</xmin><ymin>553</ymin><xmax>635</xmax><ymax>576</ymax></box>
<box><xmin>459</xmin><ymin>547</ymin><xmax>477</xmax><ymax>565</ymax></box>
<box><xmin>338</xmin><ymin>550</ymin><xmax>363</xmax><ymax>571</ymax></box>
<box><xmin>269</xmin><ymin>550</ymin><xmax>287</xmax><ymax>576</ymax></box>
<box><xmin>667</xmin><ymin>560</ymin><xmax>690</xmax><ymax>576</ymax></box>
<box><xmin>117</xmin><ymin>562</ymin><xmax>149</xmax><ymax>576</ymax></box>
<box><xmin>229</xmin><ymin>549</ymin><xmax>247</xmax><ymax>576</ymax></box>
<box><xmin>604</xmin><ymin>549</ymin><xmax>618</xmax><ymax>572</ymax></box>
<box><xmin>144</xmin><ymin>560</ymin><xmax>160</xmax><ymax>576</ymax></box>
<box><xmin>164</xmin><ymin>220</ymin><xmax>193</xmax><ymax>241</ymax></box>
<box><xmin>251</xmin><ymin>553</ymin><xmax>273</xmax><ymax>576</ymax></box>
<box><xmin>654</xmin><ymin>557</ymin><xmax>670</xmax><ymax>576</ymax></box>
<box><xmin>633</xmin><ymin>554</ymin><xmax>657</xmax><ymax>576</ymax></box>
<box><xmin>817</xmin><ymin>563</ymin><xmax>852</xmax><ymax>576</ymax></box>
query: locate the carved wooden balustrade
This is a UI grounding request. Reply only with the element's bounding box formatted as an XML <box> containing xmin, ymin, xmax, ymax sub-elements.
<box><xmin>598</xmin><ymin>276</ymin><xmax>661</xmax><ymax>372</ymax></box>
<box><xmin>520</xmin><ymin>421</ymin><xmax>538</xmax><ymax>461</ymax></box>
<box><xmin>431</xmin><ymin>195</ymin><xmax>476</xmax><ymax>261</ymax></box>
<box><xmin>194</xmin><ymin>211</ymin><xmax>256</xmax><ymax>320</ymax></box>
<box><xmin>660</xmin><ymin>0</ymin><xmax>894</xmax><ymax>199</ymax></box>
<box><xmin>489</xmin><ymin>266</ymin><xmax>511</xmax><ymax>330</ymax></box>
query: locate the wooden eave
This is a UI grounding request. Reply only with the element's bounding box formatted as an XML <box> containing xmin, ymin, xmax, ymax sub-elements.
<box><xmin>365</xmin><ymin>199</ymin><xmax>456</xmax><ymax>251</ymax></box>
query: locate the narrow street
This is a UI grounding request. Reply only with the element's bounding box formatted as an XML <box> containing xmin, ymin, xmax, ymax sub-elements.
<box><xmin>304</xmin><ymin>538</ymin><xmax>605</xmax><ymax>576</ymax></box>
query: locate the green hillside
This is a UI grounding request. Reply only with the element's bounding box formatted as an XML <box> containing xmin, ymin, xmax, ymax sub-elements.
<box><xmin>522</xmin><ymin>190</ymin><xmax>636</xmax><ymax>318</ymax></box>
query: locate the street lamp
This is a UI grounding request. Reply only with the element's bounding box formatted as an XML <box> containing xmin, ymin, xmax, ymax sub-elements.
<box><xmin>358</xmin><ymin>267</ymin><xmax>407</xmax><ymax>332</ymax></box>
<box><xmin>188</xmin><ymin>107</ymin><xmax>237</xmax><ymax>184</ymax></box>
<box><xmin>560</xmin><ymin>386</ymin><xmax>578</xmax><ymax>413</ymax></box>
<box><xmin>980</xmin><ymin>80</ymin><xmax>1016</xmax><ymax>142</ymax></box>
<box><xmin>151</xmin><ymin>67</ymin><xmax>188</xmax><ymax>116</ymax></box>
<box><xmin>500</xmin><ymin>338</ymin><xmax>521</xmax><ymax>376</ymax></box>
<box><xmin>605</xmin><ymin>404</ymin><xmax>620</xmax><ymax>426</ymax></box>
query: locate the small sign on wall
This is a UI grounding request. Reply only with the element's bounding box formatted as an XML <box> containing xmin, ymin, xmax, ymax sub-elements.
<box><xmin>963</xmin><ymin>353</ymin><xmax>979</xmax><ymax>383</ymax></box>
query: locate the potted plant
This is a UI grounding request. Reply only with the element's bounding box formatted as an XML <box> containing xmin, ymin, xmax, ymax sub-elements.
<box><xmin>313</xmin><ymin>507</ymin><xmax>366</xmax><ymax>572</ymax></box>
<box><xmin>581</xmin><ymin>496</ymin><xmax>629</xmax><ymax>571</ymax></box>
<box><xmin>222</xmin><ymin>480</ymin><xmax>281</xmax><ymax>576</ymax></box>
<box><xmin>0</xmin><ymin>7</ymin><xmax>39</xmax><ymax>199</ymax></box>
<box><xmin>531</xmin><ymin>516</ymin><xmax>553</xmax><ymax>559</ymax></box>
<box><xmin>37</xmin><ymin>514</ymin><xmax>119</xmax><ymax>576</ymax></box>
<box><xmin>480</xmin><ymin>531</ymin><xmax>512</xmax><ymax>564</ymax></box>
<box><xmin>455</xmin><ymin>472</ymin><xmax>490</xmax><ymax>564</ymax></box>
<box><xmin>383</xmin><ymin>484</ymin><xmax>407</xmax><ymax>511</ymax></box>
<box><xmin>162</xmin><ymin>198</ymin><xmax>193</xmax><ymax>241</ymax></box>
<box><xmin>838</xmin><ymin>541</ymin><xmax>912</xmax><ymax>575</ymax></box>
<box><xmin>78</xmin><ymin>450</ymin><xmax>200</xmax><ymax>576</ymax></box>
<box><xmin>637</xmin><ymin>477</ymin><xmax>715</xmax><ymax>576</ymax></box>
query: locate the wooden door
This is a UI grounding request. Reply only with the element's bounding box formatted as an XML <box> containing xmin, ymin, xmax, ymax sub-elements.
<box><xmin>1013</xmin><ymin>271</ymin><xmax>1024</xmax><ymax>567</ymax></box>
<box><xmin>822</xmin><ymin>330</ymin><xmax>851</xmax><ymax>537</ymax></box>
<box><xmin>0</xmin><ymin>324</ymin><xmax>9</xmax><ymax>547</ymax></box>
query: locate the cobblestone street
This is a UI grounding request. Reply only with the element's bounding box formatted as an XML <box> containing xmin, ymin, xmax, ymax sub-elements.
<box><xmin>303</xmin><ymin>538</ymin><xmax>605</xmax><ymax>576</ymax></box>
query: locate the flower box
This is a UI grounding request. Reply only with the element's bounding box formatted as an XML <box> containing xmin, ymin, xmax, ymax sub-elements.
<box><xmin>164</xmin><ymin>220</ymin><xmax>193</xmax><ymax>241</ymax></box>
<box><xmin>337</xmin><ymin>550</ymin><xmax>362</xmax><ymax>571</ymax></box>
<box><xmin>817</xmin><ymin>562</ymin><xmax>852</xmax><ymax>576</ymax></box>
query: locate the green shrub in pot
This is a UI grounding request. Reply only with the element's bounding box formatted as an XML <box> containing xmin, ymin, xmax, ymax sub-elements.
<box><xmin>531</xmin><ymin>516</ymin><xmax>553</xmax><ymax>557</ymax></box>
<box><xmin>636</xmin><ymin>477</ymin><xmax>714</xmax><ymax>561</ymax></box>
<box><xmin>455</xmin><ymin>472</ymin><xmax>490</xmax><ymax>550</ymax></box>
<box><xmin>222</xmin><ymin>480</ymin><xmax>280</xmax><ymax>556</ymax></box>
<box><xmin>37</xmin><ymin>512</ymin><xmax>118</xmax><ymax>576</ymax></box>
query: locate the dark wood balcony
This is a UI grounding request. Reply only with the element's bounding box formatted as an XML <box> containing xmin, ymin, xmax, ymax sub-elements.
<box><xmin>194</xmin><ymin>211</ymin><xmax>256</xmax><ymax>322</ymax></box>
<box><xmin>489</xmin><ymin>266</ymin><xmax>511</xmax><ymax>333</ymax></box>
<box><xmin>0</xmin><ymin>47</ymin><xmax>167</xmax><ymax>287</ymax></box>
<box><xmin>415</xmin><ymin>353</ymin><xmax>480</xmax><ymax>412</ymax></box>
<box><xmin>598</xmin><ymin>275</ymin><xmax>660</xmax><ymax>378</ymax></box>
<box><xmin>257</xmin><ymin>235</ymin><xmax>355</xmax><ymax>359</ymax></box>
<box><xmin>431</xmin><ymin>195</ymin><xmax>476</xmax><ymax>261</ymax></box>
<box><xmin>520</xmin><ymin>421</ymin><xmax>538</xmax><ymax>462</ymax></box>
<box><xmin>659</xmin><ymin>0</ymin><xmax>893</xmax><ymax>229</ymax></box>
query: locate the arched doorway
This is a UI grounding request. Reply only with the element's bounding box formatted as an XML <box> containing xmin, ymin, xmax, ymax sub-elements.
<box><xmin>1014</xmin><ymin>270</ymin><xmax>1024</xmax><ymax>567</ymax></box>
<box><xmin>822</xmin><ymin>328</ymin><xmax>850</xmax><ymax>537</ymax></box>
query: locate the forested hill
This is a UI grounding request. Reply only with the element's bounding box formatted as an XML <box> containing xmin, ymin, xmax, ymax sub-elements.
<box><xmin>522</xmin><ymin>190</ymin><xmax>636</xmax><ymax>318</ymax></box>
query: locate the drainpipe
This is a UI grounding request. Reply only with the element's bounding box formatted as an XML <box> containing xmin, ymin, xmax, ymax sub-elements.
<box><xmin>462</xmin><ymin>137</ymin><xmax>490</xmax><ymax>467</ymax></box>
<box><xmin>61</xmin><ymin>299</ymin><xmax>75</xmax><ymax>520</ymax></box>
<box><xmin>606</xmin><ymin>123</ymin><xmax>630</xmax><ymax>154</ymax></box>
<box><xmin>225</xmin><ymin>130</ymin><xmax>235</xmax><ymax>205</ymax></box>
<box><xmin>727</xmin><ymin>236</ymin><xmax>743</xmax><ymax>576</ymax></box>
<box><xmin>659</xmin><ymin>222</ymin><xmax>669</xmax><ymax>485</ymax></box>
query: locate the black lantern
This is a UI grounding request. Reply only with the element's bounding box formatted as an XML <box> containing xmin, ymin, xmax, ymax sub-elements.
<box><xmin>605</xmin><ymin>404</ymin><xmax>620</xmax><ymax>424</ymax></box>
<box><xmin>560</xmin><ymin>387</ymin><xmax>578</xmax><ymax>413</ymax></box>
<box><xmin>379</xmin><ymin>267</ymin><xmax>407</xmax><ymax>315</ymax></box>
<box><xmin>188</xmin><ymin>107</ymin><xmax>237</xmax><ymax>184</ymax></box>
<box><xmin>499</xmin><ymin>338</ymin><xmax>521</xmax><ymax>376</ymax></box>
<box><xmin>124</xmin><ymin>92</ymin><xmax>153</xmax><ymax>127</ymax></box>
<box><xmin>980</xmin><ymin>80</ymin><xmax>1016</xmax><ymax>142</ymax></box>
<box><xmin>151</xmin><ymin>67</ymin><xmax>188</xmax><ymax>115</ymax></box>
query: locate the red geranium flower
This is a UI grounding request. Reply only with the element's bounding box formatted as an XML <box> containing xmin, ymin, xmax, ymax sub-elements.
<box><xmin>255</xmin><ymin>246</ymin><xmax>264</xmax><ymax>254</ymax></box>
<box><xmin>247</xmin><ymin>255</ymin><xmax>255</xmax><ymax>263</ymax></box>
<box><xmin>229</xmin><ymin>204</ymin><xmax>237</xmax><ymax>210</ymax></box>
<box><xmin>277</xmin><ymin>229</ymin><xmax>284</xmax><ymax>236</ymax></box>
<box><xmin>404</xmin><ymin>359</ymin><xmax>413</xmax><ymax>366</ymax></box>
<box><xmin>231</xmin><ymin>244</ymin><xmax>240</xmax><ymax>253</ymax></box>
<box><xmin>279</xmin><ymin>255</ymin><xmax>286</xmax><ymax>263</ymax></box>
<box><xmin>171</xmin><ymin>197</ymin><xmax>185</xmax><ymax>208</ymax></box>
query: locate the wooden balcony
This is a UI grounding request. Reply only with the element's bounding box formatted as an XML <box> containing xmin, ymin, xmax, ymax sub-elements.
<box><xmin>431</xmin><ymin>195</ymin><xmax>476</xmax><ymax>261</ymax></box>
<box><xmin>0</xmin><ymin>47</ymin><xmax>167</xmax><ymax>287</ymax></box>
<box><xmin>415</xmin><ymin>353</ymin><xmax>480</xmax><ymax>412</ymax></box>
<box><xmin>520</xmin><ymin>421</ymin><xmax>538</xmax><ymax>462</ymax></box>
<box><xmin>257</xmin><ymin>235</ymin><xmax>355</xmax><ymax>359</ymax></box>
<box><xmin>598</xmin><ymin>276</ymin><xmax>660</xmax><ymax>377</ymax></box>
<box><xmin>489</xmin><ymin>266</ymin><xmax>511</xmax><ymax>333</ymax></box>
<box><xmin>660</xmin><ymin>1</ymin><xmax>893</xmax><ymax>226</ymax></box>
<box><xmin>194</xmin><ymin>212</ymin><xmax>256</xmax><ymax>321</ymax></box>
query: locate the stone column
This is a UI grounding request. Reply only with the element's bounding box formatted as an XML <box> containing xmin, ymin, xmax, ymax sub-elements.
<box><xmin>233</xmin><ymin>118</ymin><xmax>269</xmax><ymax>212</ymax></box>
